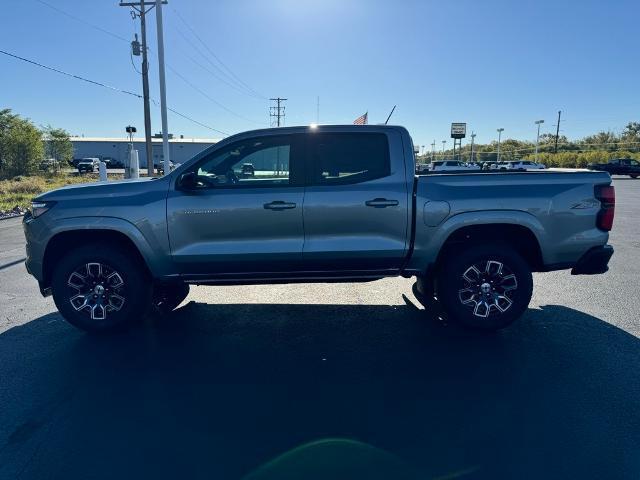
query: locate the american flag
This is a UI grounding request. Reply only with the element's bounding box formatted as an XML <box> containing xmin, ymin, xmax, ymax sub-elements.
<box><xmin>353</xmin><ymin>112</ymin><xmax>368</xmax><ymax>125</ymax></box>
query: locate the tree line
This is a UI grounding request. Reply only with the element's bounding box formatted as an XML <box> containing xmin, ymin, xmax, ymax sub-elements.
<box><xmin>0</xmin><ymin>109</ymin><xmax>73</xmax><ymax>179</ymax></box>
<box><xmin>2</xmin><ymin>107</ymin><xmax>640</xmax><ymax>176</ymax></box>
<box><xmin>419</xmin><ymin>122</ymin><xmax>640</xmax><ymax>167</ymax></box>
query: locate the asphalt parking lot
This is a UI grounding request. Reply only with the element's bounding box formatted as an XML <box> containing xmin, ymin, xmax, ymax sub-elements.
<box><xmin>0</xmin><ymin>178</ymin><xmax>638</xmax><ymax>479</ymax></box>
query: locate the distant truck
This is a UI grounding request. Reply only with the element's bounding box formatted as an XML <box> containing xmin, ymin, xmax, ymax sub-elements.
<box><xmin>76</xmin><ymin>158</ymin><xmax>99</xmax><ymax>173</ymax></box>
<box><xmin>588</xmin><ymin>158</ymin><xmax>640</xmax><ymax>178</ymax></box>
<box><xmin>24</xmin><ymin>125</ymin><xmax>615</xmax><ymax>333</ymax></box>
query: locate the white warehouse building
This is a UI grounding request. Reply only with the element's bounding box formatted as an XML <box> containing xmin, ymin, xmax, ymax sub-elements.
<box><xmin>70</xmin><ymin>136</ymin><xmax>220</xmax><ymax>168</ymax></box>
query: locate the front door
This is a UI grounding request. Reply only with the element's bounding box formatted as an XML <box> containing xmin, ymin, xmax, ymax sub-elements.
<box><xmin>167</xmin><ymin>134</ymin><xmax>305</xmax><ymax>276</ymax></box>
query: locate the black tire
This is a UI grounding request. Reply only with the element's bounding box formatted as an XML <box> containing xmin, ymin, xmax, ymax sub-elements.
<box><xmin>436</xmin><ymin>244</ymin><xmax>533</xmax><ymax>331</ymax></box>
<box><xmin>51</xmin><ymin>243</ymin><xmax>152</xmax><ymax>333</ymax></box>
<box><xmin>412</xmin><ymin>276</ymin><xmax>436</xmax><ymax>308</ymax></box>
<box><xmin>631</xmin><ymin>174</ymin><xmax>638</xmax><ymax>179</ymax></box>
<box><xmin>153</xmin><ymin>283</ymin><xmax>190</xmax><ymax>314</ymax></box>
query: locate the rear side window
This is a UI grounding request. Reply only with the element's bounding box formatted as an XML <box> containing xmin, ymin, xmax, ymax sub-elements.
<box><xmin>309</xmin><ymin>133</ymin><xmax>390</xmax><ymax>185</ymax></box>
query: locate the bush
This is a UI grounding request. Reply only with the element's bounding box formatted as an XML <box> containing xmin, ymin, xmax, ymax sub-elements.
<box><xmin>0</xmin><ymin>110</ymin><xmax>44</xmax><ymax>179</ymax></box>
<box><xmin>524</xmin><ymin>150</ymin><xmax>640</xmax><ymax>168</ymax></box>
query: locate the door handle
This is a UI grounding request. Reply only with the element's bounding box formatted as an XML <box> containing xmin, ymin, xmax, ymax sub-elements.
<box><xmin>365</xmin><ymin>198</ymin><xmax>399</xmax><ymax>208</ymax></box>
<box><xmin>264</xmin><ymin>201</ymin><xmax>297</xmax><ymax>210</ymax></box>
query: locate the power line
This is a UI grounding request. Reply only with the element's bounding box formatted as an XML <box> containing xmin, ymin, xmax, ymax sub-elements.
<box><xmin>171</xmin><ymin>24</ymin><xmax>264</xmax><ymax>100</ymax></box>
<box><xmin>34</xmin><ymin>0</ymin><xmax>130</xmax><ymax>43</ymax></box>
<box><xmin>30</xmin><ymin>0</ymin><xmax>258</xmax><ymax>131</ymax></box>
<box><xmin>0</xmin><ymin>49</ymin><xmax>142</xmax><ymax>98</ymax></box>
<box><xmin>171</xmin><ymin>8</ymin><xmax>266</xmax><ymax>100</ymax></box>
<box><xmin>167</xmin><ymin>65</ymin><xmax>262</xmax><ymax>125</ymax></box>
<box><xmin>0</xmin><ymin>49</ymin><xmax>228</xmax><ymax>136</ymax></box>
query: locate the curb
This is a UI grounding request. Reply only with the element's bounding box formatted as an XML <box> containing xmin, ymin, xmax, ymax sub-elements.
<box><xmin>0</xmin><ymin>213</ymin><xmax>24</xmax><ymax>221</ymax></box>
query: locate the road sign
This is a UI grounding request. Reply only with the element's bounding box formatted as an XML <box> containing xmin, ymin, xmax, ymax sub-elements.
<box><xmin>451</xmin><ymin>123</ymin><xmax>466</xmax><ymax>139</ymax></box>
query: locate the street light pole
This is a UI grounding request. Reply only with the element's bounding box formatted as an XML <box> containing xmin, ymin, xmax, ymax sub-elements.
<box><xmin>431</xmin><ymin>140</ymin><xmax>436</xmax><ymax>162</ymax></box>
<box><xmin>155</xmin><ymin>0</ymin><xmax>170</xmax><ymax>175</ymax></box>
<box><xmin>470</xmin><ymin>132</ymin><xmax>476</xmax><ymax>163</ymax></box>
<box><xmin>442</xmin><ymin>140</ymin><xmax>446</xmax><ymax>157</ymax></box>
<box><xmin>534</xmin><ymin>120</ymin><xmax>544</xmax><ymax>163</ymax></box>
<box><xmin>496</xmin><ymin>128</ymin><xmax>504</xmax><ymax>163</ymax></box>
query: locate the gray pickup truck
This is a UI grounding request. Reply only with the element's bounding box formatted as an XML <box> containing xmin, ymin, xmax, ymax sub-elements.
<box><xmin>23</xmin><ymin>125</ymin><xmax>615</xmax><ymax>332</ymax></box>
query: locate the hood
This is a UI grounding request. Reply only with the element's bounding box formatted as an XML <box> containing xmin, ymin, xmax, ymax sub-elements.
<box><xmin>35</xmin><ymin>176</ymin><xmax>166</xmax><ymax>202</ymax></box>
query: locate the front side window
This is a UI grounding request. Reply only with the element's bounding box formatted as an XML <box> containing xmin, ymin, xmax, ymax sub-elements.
<box><xmin>309</xmin><ymin>133</ymin><xmax>390</xmax><ymax>185</ymax></box>
<box><xmin>194</xmin><ymin>136</ymin><xmax>298</xmax><ymax>188</ymax></box>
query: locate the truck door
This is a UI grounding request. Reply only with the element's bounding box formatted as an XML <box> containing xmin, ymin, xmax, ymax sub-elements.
<box><xmin>302</xmin><ymin>130</ymin><xmax>409</xmax><ymax>272</ymax></box>
<box><xmin>166</xmin><ymin>134</ymin><xmax>305</xmax><ymax>275</ymax></box>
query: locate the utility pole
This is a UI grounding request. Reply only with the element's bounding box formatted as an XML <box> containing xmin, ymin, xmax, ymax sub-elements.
<box><xmin>442</xmin><ymin>140</ymin><xmax>446</xmax><ymax>157</ymax></box>
<box><xmin>554</xmin><ymin>110</ymin><xmax>562</xmax><ymax>153</ymax></box>
<box><xmin>270</xmin><ymin>97</ymin><xmax>287</xmax><ymax>127</ymax></box>
<box><xmin>496</xmin><ymin>128</ymin><xmax>504</xmax><ymax>162</ymax></box>
<box><xmin>121</xmin><ymin>1</ymin><xmax>156</xmax><ymax>175</ymax></box>
<box><xmin>431</xmin><ymin>140</ymin><xmax>436</xmax><ymax>162</ymax></box>
<box><xmin>155</xmin><ymin>0</ymin><xmax>170</xmax><ymax>175</ymax></box>
<box><xmin>120</xmin><ymin>0</ymin><xmax>168</xmax><ymax>174</ymax></box>
<box><xmin>470</xmin><ymin>132</ymin><xmax>476</xmax><ymax>163</ymax></box>
<box><xmin>534</xmin><ymin>119</ymin><xmax>544</xmax><ymax>162</ymax></box>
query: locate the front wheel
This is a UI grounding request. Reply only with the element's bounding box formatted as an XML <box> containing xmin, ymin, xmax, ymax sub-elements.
<box><xmin>51</xmin><ymin>244</ymin><xmax>152</xmax><ymax>333</ymax></box>
<box><xmin>437</xmin><ymin>244</ymin><xmax>533</xmax><ymax>330</ymax></box>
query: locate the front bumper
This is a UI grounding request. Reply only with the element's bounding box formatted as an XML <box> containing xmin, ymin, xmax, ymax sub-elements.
<box><xmin>571</xmin><ymin>245</ymin><xmax>614</xmax><ymax>275</ymax></box>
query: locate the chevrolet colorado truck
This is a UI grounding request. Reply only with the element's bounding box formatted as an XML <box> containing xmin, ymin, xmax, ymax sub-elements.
<box><xmin>23</xmin><ymin>125</ymin><xmax>615</xmax><ymax>332</ymax></box>
<box><xmin>587</xmin><ymin>158</ymin><xmax>640</xmax><ymax>178</ymax></box>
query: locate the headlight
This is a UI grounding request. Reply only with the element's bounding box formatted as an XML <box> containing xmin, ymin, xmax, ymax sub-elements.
<box><xmin>30</xmin><ymin>201</ymin><xmax>55</xmax><ymax>218</ymax></box>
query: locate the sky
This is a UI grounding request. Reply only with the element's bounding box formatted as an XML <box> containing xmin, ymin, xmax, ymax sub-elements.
<box><xmin>1</xmin><ymin>0</ymin><xmax>638</xmax><ymax>148</ymax></box>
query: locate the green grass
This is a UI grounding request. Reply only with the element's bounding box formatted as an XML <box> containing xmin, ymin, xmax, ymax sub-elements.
<box><xmin>0</xmin><ymin>173</ymin><xmax>123</xmax><ymax>212</ymax></box>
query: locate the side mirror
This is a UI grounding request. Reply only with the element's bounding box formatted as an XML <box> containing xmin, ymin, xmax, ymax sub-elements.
<box><xmin>178</xmin><ymin>171</ymin><xmax>197</xmax><ymax>190</ymax></box>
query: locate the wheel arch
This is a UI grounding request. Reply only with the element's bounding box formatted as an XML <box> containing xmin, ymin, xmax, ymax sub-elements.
<box><xmin>42</xmin><ymin>224</ymin><xmax>158</xmax><ymax>289</ymax></box>
<box><xmin>435</xmin><ymin>223</ymin><xmax>544</xmax><ymax>272</ymax></box>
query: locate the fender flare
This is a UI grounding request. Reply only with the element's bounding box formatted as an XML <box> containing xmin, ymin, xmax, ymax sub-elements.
<box><xmin>410</xmin><ymin>210</ymin><xmax>548</xmax><ymax>270</ymax></box>
<box><xmin>41</xmin><ymin>216</ymin><xmax>167</xmax><ymax>279</ymax></box>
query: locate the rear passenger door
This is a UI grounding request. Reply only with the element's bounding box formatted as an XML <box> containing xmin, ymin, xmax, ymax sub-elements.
<box><xmin>302</xmin><ymin>130</ymin><xmax>409</xmax><ymax>272</ymax></box>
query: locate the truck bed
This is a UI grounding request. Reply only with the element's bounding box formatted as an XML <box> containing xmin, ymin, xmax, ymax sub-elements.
<box><xmin>407</xmin><ymin>169</ymin><xmax>612</xmax><ymax>272</ymax></box>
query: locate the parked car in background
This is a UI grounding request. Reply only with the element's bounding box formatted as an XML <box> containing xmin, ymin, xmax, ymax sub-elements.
<box><xmin>101</xmin><ymin>157</ymin><xmax>124</xmax><ymax>169</ymax></box>
<box><xmin>76</xmin><ymin>158</ymin><xmax>99</xmax><ymax>173</ymax></box>
<box><xmin>416</xmin><ymin>163</ymin><xmax>430</xmax><ymax>174</ymax></box>
<box><xmin>24</xmin><ymin>125</ymin><xmax>615</xmax><ymax>334</ymax></box>
<box><xmin>156</xmin><ymin>161</ymin><xmax>177</xmax><ymax>175</ymax></box>
<box><xmin>508</xmin><ymin>160</ymin><xmax>546</xmax><ymax>170</ymax></box>
<box><xmin>39</xmin><ymin>158</ymin><xmax>59</xmax><ymax>171</ymax></box>
<box><xmin>241</xmin><ymin>163</ymin><xmax>255</xmax><ymax>176</ymax></box>
<box><xmin>587</xmin><ymin>158</ymin><xmax>640</xmax><ymax>178</ymax></box>
<box><xmin>431</xmin><ymin>160</ymin><xmax>478</xmax><ymax>171</ymax></box>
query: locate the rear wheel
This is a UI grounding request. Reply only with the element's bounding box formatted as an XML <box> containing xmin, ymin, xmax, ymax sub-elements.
<box><xmin>631</xmin><ymin>174</ymin><xmax>638</xmax><ymax>179</ymax></box>
<box><xmin>51</xmin><ymin>244</ymin><xmax>152</xmax><ymax>333</ymax></box>
<box><xmin>437</xmin><ymin>244</ymin><xmax>533</xmax><ymax>330</ymax></box>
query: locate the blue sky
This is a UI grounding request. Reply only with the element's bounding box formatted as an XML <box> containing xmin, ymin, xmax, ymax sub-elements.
<box><xmin>1</xmin><ymin>0</ymin><xmax>638</xmax><ymax>147</ymax></box>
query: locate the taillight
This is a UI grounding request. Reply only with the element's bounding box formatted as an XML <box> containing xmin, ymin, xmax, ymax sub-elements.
<box><xmin>595</xmin><ymin>184</ymin><xmax>615</xmax><ymax>231</ymax></box>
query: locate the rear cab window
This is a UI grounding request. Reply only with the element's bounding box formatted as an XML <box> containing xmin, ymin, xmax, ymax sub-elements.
<box><xmin>308</xmin><ymin>133</ymin><xmax>390</xmax><ymax>185</ymax></box>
